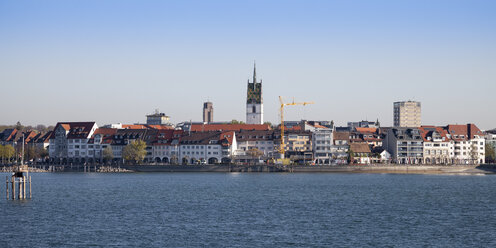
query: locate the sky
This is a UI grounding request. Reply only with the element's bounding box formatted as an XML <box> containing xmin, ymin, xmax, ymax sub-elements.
<box><xmin>1</xmin><ymin>0</ymin><xmax>495</xmax><ymax>129</ymax></box>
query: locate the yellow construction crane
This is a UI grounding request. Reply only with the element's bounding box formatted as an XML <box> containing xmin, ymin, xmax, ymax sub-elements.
<box><xmin>278</xmin><ymin>96</ymin><xmax>314</xmax><ymax>157</ymax></box>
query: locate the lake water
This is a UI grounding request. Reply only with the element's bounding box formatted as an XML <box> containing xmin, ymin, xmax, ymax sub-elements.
<box><xmin>1</xmin><ymin>172</ymin><xmax>496</xmax><ymax>247</ymax></box>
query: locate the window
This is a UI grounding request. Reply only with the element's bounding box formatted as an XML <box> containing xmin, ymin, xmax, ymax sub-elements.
<box><xmin>252</xmin><ymin>105</ymin><xmax>256</xmax><ymax>113</ymax></box>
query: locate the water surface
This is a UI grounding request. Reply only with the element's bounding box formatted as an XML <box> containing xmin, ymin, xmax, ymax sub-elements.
<box><xmin>1</xmin><ymin>173</ymin><xmax>495</xmax><ymax>247</ymax></box>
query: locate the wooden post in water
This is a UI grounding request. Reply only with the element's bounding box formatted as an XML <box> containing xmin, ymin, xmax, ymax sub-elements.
<box><xmin>23</xmin><ymin>176</ymin><xmax>26</xmax><ymax>199</ymax></box>
<box><xmin>6</xmin><ymin>176</ymin><xmax>9</xmax><ymax>200</ymax></box>
<box><xmin>29</xmin><ymin>176</ymin><xmax>32</xmax><ymax>199</ymax></box>
<box><xmin>12</xmin><ymin>176</ymin><xmax>16</xmax><ymax>200</ymax></box>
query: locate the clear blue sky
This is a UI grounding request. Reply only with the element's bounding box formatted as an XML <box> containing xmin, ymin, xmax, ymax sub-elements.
<box><xmin>1</xmin><ymin>0</ymin><xmax>495</xmax><ymax>129</ymax></box>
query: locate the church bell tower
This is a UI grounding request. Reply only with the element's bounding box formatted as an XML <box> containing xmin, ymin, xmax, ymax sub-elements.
<box><xmin>246</xmin><ymin>63</ymin><xmax>263</xmax><ymax>124</ymax></box>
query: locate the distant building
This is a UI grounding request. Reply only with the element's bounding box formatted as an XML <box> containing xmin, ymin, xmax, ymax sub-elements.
<box><xmin>246</xmin><ymin>63</ymin><xmax>263</xmax><ymax>124</ymax></box>
<box><xmin>179</xmin><ymin>131</ymin><xmax>237</xmax><ymax>164</ymax></box>
<box><xmin>445</xmin><ymin>124</ymin><xmax>485</xmax><ymax>164</ymax></box>
<box><xmin>419</xmin><ymin>126</ymin><xmax>453</xmax><ymax>164</ymax></box>
<box><xmin>146</xmin><ymin>111</ymin><xmax>170</xmax><ymax>125</ymax></box>
<box><xmin>393</xmin><ymin>101</ymin><xmax>421</xmax><ymax>127</ymax></box>
<box><xmin>384</xmin><ymin>127</ymin><xmax>424</xmax><ymax>164</ymax></box>
<box><xmin>48</xmin><ymin>122</ymin><xmax>98</xmax><ymax>163</ymax></box>
<box><xmin>347</xmin><ymin>120</ymin><xmax>379</xmax><ymax>130</ymax></box>
<box><xmin>203</xmin><ymin>102</ymin><xmax>214</xmax><ymax>123</ymax></box>
<box><xmin>236</xmin><ymin>130</ymin><xmax>276</xmax><ymax>157</ymax></box>
<box><xmin>349</xmin><ymin>143</ymin><xmax>372</xmax><ymax>164</ymax></box>
<box><xmin>181</xmin><ymin>123</ymin><xmax>271</xmax><ymax>132</ymax></box>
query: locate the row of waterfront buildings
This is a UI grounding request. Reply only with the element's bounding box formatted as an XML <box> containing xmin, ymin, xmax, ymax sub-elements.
<box><xmin>1</xmin><ymin>64</ymin><xmax>494</xmax><ymax>165</ymax></box>
<box><xmin>1</xmin><ymin>118</ymin><xmax>494</xmax><ymax>165</ymax></box>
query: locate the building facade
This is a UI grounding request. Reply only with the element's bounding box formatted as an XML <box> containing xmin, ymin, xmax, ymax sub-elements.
<box><xmin>446</xmin><ymin>124</ymin><xmax>485</xmax><ymax>164</ymax></box>
<box><xmin>385</xmin><ymin>127</ymin><xmax>424</xmax><ymax>164</ymax></box>
<box><xmin>419</xmin><ymin>126</ymin><xmax>453</xmax><ymax>164</ymax></box>
<box><xmin>146</xmin><ymin>111</ymin><xmax>170</xmax><ymax>125</ymax></box>
<box><xmin>393</xmin><ymin>101</ymin><xmax>421</xmax><ymax>127</ymax></box>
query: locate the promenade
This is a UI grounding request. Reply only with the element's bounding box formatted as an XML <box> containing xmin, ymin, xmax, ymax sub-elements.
<box><xmin>3</xmin><ymin>164</ymin><xmax>495</xmax><ymax>175</ymax></box>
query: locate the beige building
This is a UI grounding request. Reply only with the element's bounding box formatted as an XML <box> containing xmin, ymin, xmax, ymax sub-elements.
<box><xmin>393</xmin><ymin>101</ymin><xmax>421</xmax><ymax>127</ymax></box>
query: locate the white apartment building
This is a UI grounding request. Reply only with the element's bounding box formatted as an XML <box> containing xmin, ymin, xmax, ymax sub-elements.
<box><xmin>420</xmin><ymin>126</ymin><xmax>453</xmax><ymax>164</ymax></box>
<box><xmin>446</xmin><ymin>124</ymin><xmax>485</xmax><ymax>164</ymax></box>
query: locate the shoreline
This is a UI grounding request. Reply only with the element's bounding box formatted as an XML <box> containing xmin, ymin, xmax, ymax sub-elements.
<box><xmin>3</xmin><ymin>164</ymin><xmax>494</xmax><ymax>175</ymax></box>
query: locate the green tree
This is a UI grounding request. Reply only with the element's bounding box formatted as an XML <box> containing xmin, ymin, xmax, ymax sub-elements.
<box><xmin>469</xmin><ymin>143</ymin><xmax>479</xmax><ymax>164</ymax></box>
<box><xmin>263</xmin><ymin>122</ymin><xmax>272</xmax><ymax>127</ymax></box>
<box><xmin>230</xmin><ymin>119</ymin><xmax>245</xmax><ymax>124</ymax></box>
<box><xmin>2</xmin><ymin>145</ymin><xmax>15</xmax><ymax>163</ymax></box>
<box><xmin>346</xmin><ymin>149</ymin><xmax>355</xmax><ymax>164</ymax></box>
<box><xmin>24</xmin><ymin>146</ymin><xmax>37</xmax><ymax>161</ymax></box>
<box><xmin>122</xmin><ymin>140</ymin><xmax>147</xmax><ymax>164</ymax></box>
<box><xmin>247</xmin><ymin>148</ymin><xmax>264</xmax><ymax>164</ymax></box>
<box><xmin>0</xmin><ymin>145</ymin><xmax>5</xmax><ymax>164</ymax></box>
<box><xmin>486</xmin><ymin>143</ymin><xmax>496</xmax><ymax>164</ymax></box>
<box><xmin>103</xmin><ymin>146</ymin><xmax>114</xmax><ymax>164</ymax></box>
<box><xmin>38</xmin><ymin>147</ymin><xmax>49</xmax><ymax>158</ymax></box>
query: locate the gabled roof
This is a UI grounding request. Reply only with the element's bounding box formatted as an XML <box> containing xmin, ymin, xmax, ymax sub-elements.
<box><xmin>419</xmin><ymin>126</ymin><xmax>449</xmax><ymax>142</ymax></box>
<box><xmin>51</xmin><ymin>122</ymin><xmax>97</xmax><ymax>139</ymax></box>
<box><xmin>333</xmin><ymin>131</ymin><xmax>350</xmax><ymax>141</ymax></box>
<box><xmin>190</xmin><ymin>124</ymin><xmax>271</xmax><ymax>132</ymax></box>
<box><xmin>350</xmin><ymin>143</ymin><xmax>371</xmax><ymax>153</ymax></box>
<box><xmin>152</xmin><ymin>129</ymin><xmax>184</xmax><ymax>145</ymax></box>
<box><xmin>355</xmin><ymin>127</ymin><xmax>377</xmax><ymax>134</ymax></box>
<box><xmin>35</xmin><ymin>131</ymin><xmax>53</xmax><ymax>143</ymax></box>
<box><xmin>17</xmin><ymin>131</ymin><xmax>39</xmax><ymax>143</ymax></box>
<box><xmin>1</xmin><ymin>129</ymin><xmax>18</xmax><ymax>142</ymax></box>
<box><xmin>445</xmin><ymin>124</ymin><xmax>483</xmax><ymax>141</ymax></box>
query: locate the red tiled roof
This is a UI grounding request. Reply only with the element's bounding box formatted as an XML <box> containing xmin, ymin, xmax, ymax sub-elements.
<box><xmin>419</xmin><ymin>126</ymin><xmax>449</xmax><ymax>142</ymax></box>
<box><xmin>350</xmin><ymin>143</ymin><xmax>371</xmax><ymax>153</ymax></box>
<box><xmin>220</xmin><ymin>131</ymin><xmax>235</xmax><ymax>146</ymax></box>
<box><xmin>190</xmin><ymin>124</ymin><xmax>271</xmax><ymax>132</ymax></box>
<box><xmin>93</xmin><ymin>128</ymin><xmax>118</xmax><ymax>136</ymax></box>
<box><xmin>50</xmin><ymin>122</ymin><xmax>96</xmax><ymax>139</ymax></box>
<box><xmin>445</xmin><ymin>124</ymin><xmax>483</xmax><ymax>141</ymax></box>
<box><xmin>122</xmin><ymin>124</ymin><xmax>174</xmax><ymax>130</ymax></box>
<box><xmin>355</xmin><ymin>127</ymin><xmax>377</xmax><ymax>133</ymax></box>
<box><xmin>333</xmin><ymin>132</ymin><xmax>350</xmax><ymax>141</ymax></box>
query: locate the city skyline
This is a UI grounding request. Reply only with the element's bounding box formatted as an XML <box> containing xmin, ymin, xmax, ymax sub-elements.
<box><xmin>1</xmin><ymin>0</ymin><xmax>495</xmax><ymax>129</ymax></box>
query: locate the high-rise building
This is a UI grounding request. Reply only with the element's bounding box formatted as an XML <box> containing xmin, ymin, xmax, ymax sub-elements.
<box><xmin>393</xmin><ymin>101</ymin><xmax>421</xmax><ymax>127</ymax></box>
<box><xmin>203</xmin><ymin>102</ymin><xmax>213</xmax><ymax>123</ymax></box>
<box><xmin>246</xmin><ymin>63</ymin><xmax>263</xmax><ymax>124</ymax></box>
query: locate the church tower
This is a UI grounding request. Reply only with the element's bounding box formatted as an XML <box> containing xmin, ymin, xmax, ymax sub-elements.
<box><xmin>246</xmin><ymin>63</ymin><xmax>263</xmax><ymax>124</ymax></box>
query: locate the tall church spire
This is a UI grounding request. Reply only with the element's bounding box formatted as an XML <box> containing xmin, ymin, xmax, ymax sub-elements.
<box><xmin>253</xmin><ymin>61</ymin><xmax>257</xmax><ymax>84</ymax></box>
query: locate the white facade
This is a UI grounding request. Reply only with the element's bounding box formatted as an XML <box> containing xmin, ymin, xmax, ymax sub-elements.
<box><xmin>451</xmin><ymin>138</ymin><xmax>485</xmax><ymax>164</ymax></box>
<box><xmin>312</xmin><ymin>128</ymin><xmax>333</xmax><ymax>164</ymax></box>
<box><xmin>237</xmin><ymin>140</ymin><xmax>275</xmax><ymax>156</ymax></box>
<box><xmin>423</xmin><ymin>139</ymin><xmax>453</xmax><ymax>164</ymax></box>
<box><xmin>246</xmin><ymin>103</ymin><xmax>263</xmax><ymax>125</ymax></box>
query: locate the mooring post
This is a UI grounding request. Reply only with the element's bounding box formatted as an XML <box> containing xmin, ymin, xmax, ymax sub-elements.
<box><xmin>23</xmin><ymin>176</ymin><xmax>26</xmax><ymax>199</ymax></box>
<box><xmin>18</xmin><ymin>177</ymin><xmax>22</xmax><ymax>199</ymax></box>
<box><xmin>6</xmin><ymin>176</ymin><xmax>9</xmax><ymax>200</ymax></box>
<box><xmin>29</xmin><ymin>176</ymin><xmax>32</xmax><ymax>199</ymax></box>
<box><xmin>12</xmin><ymin>177</ymin><xmax>16</xmax><ymax>200</ymax></box>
